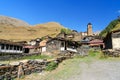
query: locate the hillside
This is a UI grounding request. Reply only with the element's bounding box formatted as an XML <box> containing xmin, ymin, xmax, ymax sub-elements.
<box><xmin>0</xmin><ymin>16</ymin><xmax>30</xmax><ymax>27</ymax></box>
<box><xmin>99</xmin><ymin>18</ymin><xmax>120</xmax><ymax>37</ymax></box>
<box><xmin>0</xmin><ymin>16</ymin><xmax>63</xmax><ymax>41</ymax></box>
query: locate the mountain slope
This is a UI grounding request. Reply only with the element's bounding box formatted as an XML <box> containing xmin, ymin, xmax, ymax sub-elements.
<box><xmin>0</xmin><ymin>16</ymin><xmax>30</xmax><ymax>27</ymax></box>
<box><xmin>0</xmin><ymin>16</ymin><xmax>63</xmax><ymax>41</ymax></box>
<box><xmin>99</xmin><ymin>19</ymin><xmax>120</xmax><ymax>37</ymax></box>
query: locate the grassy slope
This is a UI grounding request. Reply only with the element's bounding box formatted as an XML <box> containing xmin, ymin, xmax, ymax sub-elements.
<box><xmin>18</xmin><ymin>50</ymin><xmax>120</xmax><ymax>80</ymax></box>
<box><xmin>0</xmin><ymin>22</ymin><xmax>63</xmax><ymax>41</ymax></box>
<box><xmin>112</xmin><ymin>23</ymin><xmax>120</xmax><ymax>31</ymax></box>
<box><xmin>100</xmin><ymin>19</ymin><xmax>120</xmax><ymax>37</ymax></box>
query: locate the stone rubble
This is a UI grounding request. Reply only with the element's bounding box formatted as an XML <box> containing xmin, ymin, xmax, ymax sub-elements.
<box><xmin>0</xmin><ymin>56</ymin><xmax>69</xmax><ymax>80</ymax></box>
<box><xmin>103</xmin><ymin>49</ymin><xmax>120</xmax><ymax>57</ymax></box>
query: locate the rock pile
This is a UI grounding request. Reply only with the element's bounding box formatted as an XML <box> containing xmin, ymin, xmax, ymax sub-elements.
<box><xmin>103</xmin><ymin>49</ymin><xmax>120</xmax><ymax>57</ymax></box>
<box><xmin>0</xmin><ymin>56</ymin><xmax>68</xmax><ymax>80</ymax></box>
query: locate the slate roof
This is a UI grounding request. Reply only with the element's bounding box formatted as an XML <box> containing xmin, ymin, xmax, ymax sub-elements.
<box><xmin>0</xmin><ymin>39</ymin><xmax>23</xmax><ymax>46</ymax></box>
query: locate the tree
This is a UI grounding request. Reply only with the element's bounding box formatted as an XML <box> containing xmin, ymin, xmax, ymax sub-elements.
<box><xmin>60</xmin><ymin>28</ymin><xmax>72</xmax><ymax>34</ymax></box>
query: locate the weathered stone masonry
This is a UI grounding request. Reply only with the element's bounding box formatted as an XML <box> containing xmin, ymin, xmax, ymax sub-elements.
<box><xmin>0</xmin><ymin>56</ymin><xmax>68</xmax><ymax>80</ymax></box>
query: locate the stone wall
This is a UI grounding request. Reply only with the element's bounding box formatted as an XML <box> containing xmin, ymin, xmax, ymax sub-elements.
<box><xmin>103</xmin><ymin>49</ymin><xmax>120</xmax><ymax>57</ymax></box>
<box><xmin>0</xmin><ymin>56</ymin><xmax>68</xmax><ymax>80</ymax></box>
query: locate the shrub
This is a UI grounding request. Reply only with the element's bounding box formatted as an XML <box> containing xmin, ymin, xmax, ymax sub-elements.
<box><xmin>60</xmin><ymin>28</ymin><xmax>72</xmax><ymax>34</ymax></box>
<box><xmin>46</xmin><ymin>61</ymin><xmax>58</xmax><ymax>71</ymax></box>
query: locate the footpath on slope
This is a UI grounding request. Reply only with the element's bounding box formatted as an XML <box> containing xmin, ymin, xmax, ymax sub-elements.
<box><xmin>20</xmin><ymin>57</ymin><xmax>120</xmax><ymax>80</ymax></box>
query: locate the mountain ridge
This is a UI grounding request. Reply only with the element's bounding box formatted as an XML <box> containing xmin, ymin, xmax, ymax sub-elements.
<box><xmin>0</xmin><ymin>15</ymin><xmax>30</xmax><ymax>27</ymax></box>
<box><xmin>0</xmin><ymin>16</ymin><xmax>63</xmax><ymax>41</ymax></box>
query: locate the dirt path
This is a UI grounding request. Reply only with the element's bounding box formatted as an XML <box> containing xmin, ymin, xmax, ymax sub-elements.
<box><xmin>67</xmin><ymin>60</ymin><xmax>120</xmax><ymax>80</ymax></box>
<box><xmin>20</xmin><ymin>58</ymin><xmax>120</xmax><ymax>80</ymax></box>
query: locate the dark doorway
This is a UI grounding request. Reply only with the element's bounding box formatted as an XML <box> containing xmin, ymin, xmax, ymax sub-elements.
<box><xmin>24</xmin><ymin>48</ymin><xmax>29</xmax><ymax>53</ymax></box>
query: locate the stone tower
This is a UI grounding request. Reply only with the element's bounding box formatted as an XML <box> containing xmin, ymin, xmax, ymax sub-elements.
<box><xmin>87</xmin><ymin>23</ymin><xmax>93</xmax><ymax>36</ymax></box>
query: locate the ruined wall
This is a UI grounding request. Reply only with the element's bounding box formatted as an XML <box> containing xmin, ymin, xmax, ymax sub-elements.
<box><xmin>0</xmin><ymin>56</ymin><xmax>68</xmax><ymax>80</ymax></box>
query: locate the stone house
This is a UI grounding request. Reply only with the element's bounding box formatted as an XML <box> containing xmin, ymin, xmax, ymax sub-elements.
<box><xmin>23</xmin><ymin>45</ymin><xmax>41</xmax><ymax>53</ymax></box>
<box><xmin>81</xmin><ymin>36</ymin><xmax>104</xmax><ymax>49</ymax></box>
<box><xmin>28</xmin><ymin>38</ymin><xmax>41</xmax><ymax>46</ymax></box>
<box><xmin>56</xmin><ymin>31</ymin><xmax>82</xmax><ymax>41</ymax></box>
<box><xmin>28</xmin><ymin>40</ymin><xmax>36</xmax><ymax>46</ymax></box>
<box><xmin>39</xmin><ymin>40</ymin><xmax>47</xmax><ymax>52</ymax></box>
<box><xmin>89</xmin><ymin>39</ymin><xmax>104</xmax><ymax>49</ymax></box>
<box><xmin>104</xmin><ymin>29</ymin><xmax>120</xmax><ymax>49</ymax></box>
<box><xmin>46</xmin><ymin>38</ymin><xmax>79</xmax><ymax>53</ymax></box>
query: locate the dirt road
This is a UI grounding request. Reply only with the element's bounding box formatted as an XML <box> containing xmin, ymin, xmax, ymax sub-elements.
<box><xmin>20</xmin><ymin>58</ymin><xmax>120</xmax><ymax>80</ymax></box>
<box><xmin>67</xmin><ymin>60</ymin><xmax>120</xmax><ymax>80</ymax></box>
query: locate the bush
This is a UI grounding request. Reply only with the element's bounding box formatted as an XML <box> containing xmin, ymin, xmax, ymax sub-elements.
<box><xmin>46</xmin><ymin>61</ymin><xmax>58</xmax><ymax>71</ymax></box>
<box><xmin>60</xmin><ymin>28</ymin><xmax>72</xmax><ymax>34</ymax></box>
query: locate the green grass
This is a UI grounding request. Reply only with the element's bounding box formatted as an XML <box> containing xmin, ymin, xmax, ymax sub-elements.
<box><xmin>19</xmin><ymin>49</ymin><xmax>120</xmax><ymax>80</ymax></box>
<box><xmin>43</xmin><ymin>58</ymin><xmax>82</xmax><ymax>80</ymax></box>
<box><xmin>45</xmin><ymin>61</ymin><xmax>58</xmax><ymax>71</ymax></box>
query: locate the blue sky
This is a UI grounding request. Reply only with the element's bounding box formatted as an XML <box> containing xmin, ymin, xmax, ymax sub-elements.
<box><xmin>0</xmin><ymin>0</ymin><xmax>120</xmax><ymax>32</ymax></box>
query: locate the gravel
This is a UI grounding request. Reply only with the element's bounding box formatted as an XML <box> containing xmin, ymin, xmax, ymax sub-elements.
<box><xmin>67</xmin><ymin>60</ymin><xmax>120</xmax><ymax>80</ymax></box>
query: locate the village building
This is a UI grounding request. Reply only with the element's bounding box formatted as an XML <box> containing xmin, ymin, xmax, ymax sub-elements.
<box><xmin>81</xmin><ymin>36</ymin><xmax>104</xmax><ymax>49</ymax></box>
<box><xmin>89</xmin><ymin>39</ymin><xmax>104</xmax><ymax>49</ymax></box>
<box><xmin>39</xmin><ymin>40</ymin><xmax>47</xmax><ymax>52</ymax></box>
<box><xmin>23</xmin><ymin>38</ymin><xmax>42</xmax><ymax>53</ymax></box>
<box><xmin>0</xmin><ymin>39</ymin><xmax>23</xmax><ymax>53</ymax></box>
<box><xmin>80</xmin><ymin>32</ymin><xmax>87</xmax><ymax>39</ymax></box>
<box><xmin>57</xmin><ymin>30</ymin><xmax>82</xmax><ymax>42</ymax></box>
<box><xmin>27</xmin><ymin>38</ymin><xmax>41</xmax><ymax>46</ymax></box>
<box><xmin>46</xmin><ymin>38</ymin><xmax>79</xmax><ymax>53</ymax></box>
<box><xmin>24</xmin><ymin>36</ymin><xmax>52</xmax><ymax>54</ymax></box>
<box><xmin>23</xmin><ymin>45</ymin><xmax>41</xmax><ymax>53</ymax></box>
<box><xmin>104</xmin><ymin>29</ymin><xmax>120</xmax><ymax>49</ymax></box>
<box><xmin>28</xmin><ymin>40</ymin><xmax>36</xmax><ymax>46</ymax></box>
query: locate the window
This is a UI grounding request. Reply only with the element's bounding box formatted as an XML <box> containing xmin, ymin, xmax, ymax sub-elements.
<box><xmin>20</xmin><ymin>47</ymin><xmax>23</xmax><ymax>51</ymax></box>
<box><xmin>6</xmin><ymin>44</ymin><xmax>9</xmax><ymax>50</ymax></box>
<box><xmin>14</xmin><ymin>46</ymin><xmax>17</xmax><ymax>50</ymax></box>
<box><xmin>10</xmin><ymin>45</ymin><xmax>13</xmax><ymax>50</ymax></box>
<box><xmin>1</xmin><ymin>44</ymin><xmax>5</xmax><ymax>49</ymax></box>
<box><xmin>17</xmin><ymin>46</ymin><xmax>19</xmax><ymax>50</ymax></box>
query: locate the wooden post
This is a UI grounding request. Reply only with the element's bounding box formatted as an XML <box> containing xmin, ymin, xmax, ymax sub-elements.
<box><xmin>17</xmin><ymin>63</ymin><xmax>24</xmax><ymax>78</ymax></box>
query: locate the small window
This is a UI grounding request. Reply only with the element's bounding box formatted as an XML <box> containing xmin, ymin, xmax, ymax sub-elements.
<box><xmin>1</xmin><ymin>44</ymin><xmax>5</xmax><ymax>49</ymax></box>
<box><xmin>14</xmin><ymin>46</ymin><xmax>17</xmax><ymax>50</ymax></box>
<box><xmin>17</xmin><ymin>46</ymin><xmax>19</xmax><ymax>50</ymax></box>
<box><xmin>10</xmin><ymin>45</ymin><xmax>13</xmax><ymax>50</ymax></box>
<box><xmin>6</xmin><ymin>44</ymin><xmax>9</xmax><ymax>50</ymax></box>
